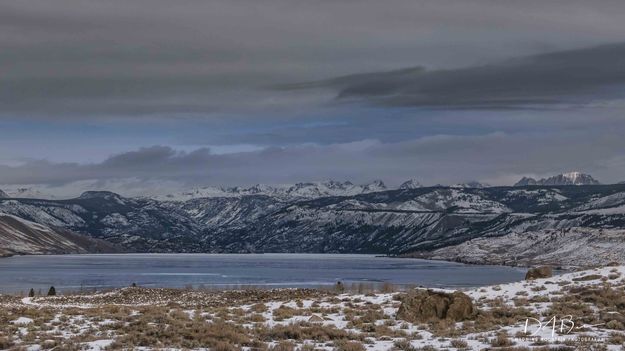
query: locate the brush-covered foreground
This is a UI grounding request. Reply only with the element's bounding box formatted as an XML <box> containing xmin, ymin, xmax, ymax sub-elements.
<box><xmin>2</xmin><ymin>266</ymin><xmax>625</xmax><ymax>350</ymax></box>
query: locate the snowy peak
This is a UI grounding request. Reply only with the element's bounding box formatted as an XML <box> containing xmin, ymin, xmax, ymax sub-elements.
<box><xmin>0</xmin><ymin>189</ymin><xmax>8</xmax><ymax>199</ymax></box>
<box><xmin>362</xmin><ymin>180</ymin><xmax>386</xmax><ymax>192</ymax></box>
<box><xmin>399</xmin><ymin>179</ymin><xmax>423</xmax><ymax>189</ymax></box>
<box><xmin>156</xmin><ymin>179</ymin><xmax>390</xmax><ymax>201</ymax></box>
<box><xmin>561</xmin><ymin>171</ymin><xmax>598</xmax><ymax>184</ymax></box>
<box><xmin>514</xmin><ymin>172</ymin><xmax>600</xmax><ymax>186</ymax></box>
<box><xmin>514</xmin><ymin>177</ymin><xmax>537</xmax><ymax>186</ymax></box>
<box><xmin>2</xmin><ymin>187</ymin><xmax>55</xmax><ymax>199</ymax></box>
<box><xmin>78</xmin><ymin>191</ymin><xmax>125</xmax><ymax>201</ymax></box>
<box><xmin>286</xmin><ymin>180</ymin><xmax>359</xmax><ymax>198</ymax></box>
<box><xmin>451</xmin><ymin>181</ymin><xmax>490</xmax><ymax>188</ymax></box>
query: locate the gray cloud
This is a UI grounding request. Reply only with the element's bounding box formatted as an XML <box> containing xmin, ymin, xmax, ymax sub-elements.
<box><xmin>3</xmin><ymin>0</ymin><xmax>625</xmax><ymax>118</ymax></box>
<box><xmin>289</xmin><ymin>43</ymin><xmax>625</xmax><ymax>109</ymax></box>
<box><xmin>3</xmin><ymin>0</ymin><xmax>625</xmax><ymax>193</ymax></box>
<box><xmin>2</xmin><ymin>123</ymin><xmax>625</xmax><ymax>197</ymax></box>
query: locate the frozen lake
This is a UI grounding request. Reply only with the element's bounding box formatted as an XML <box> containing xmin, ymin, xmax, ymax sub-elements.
<box><xmin>0</xmin><ymin>253</ymin><xmax>527</xmax><ymax>294</ymax></box>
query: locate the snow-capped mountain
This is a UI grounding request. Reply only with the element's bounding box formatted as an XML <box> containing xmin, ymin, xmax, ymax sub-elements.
<box><xmin>451</xmin><ymin>181</ymin><xmax>490</xmax><ymax>188</ymax></box>
<box><xmin>0</xmin><ymin>186</ymin><xmax>57</xmax><ymax>199</ymax></box>
<box><xmin>0</xmin><ymin>213</ymin><xmax>118</xmax><ymax>256</ymax></box>
<box><xmin>155</xmin><ymin>180</ymin><xmax>388</xmax><ymax>201</ymax></box>
<box><xmin>514</xmin><ymin>171</ymin><xmax>600</xmax><ymax>186</ymax></box>
<box><xmin>0</xmin><ymin>189</ymin><xmax>8</xmax><ymax>199</ymax></box>
<box><xmin>361</xmin><ymin>180</ymin><xmax>387</xmax><ymax>192</ymax></box>
<box><xmin>398</xmin><ymin>179</ymin><xmax>423</xmax><ymax>189</ymax></box>
<box><xmin>2</xmin><ymin>181</ymin><xmax>625</xmax><ymax>266</ymax></box>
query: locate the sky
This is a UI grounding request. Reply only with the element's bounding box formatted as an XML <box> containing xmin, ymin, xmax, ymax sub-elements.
<box><xmin>2</xmin><ymin>0</ymin><xmax>625</xmax><ymax>197</ymax></box>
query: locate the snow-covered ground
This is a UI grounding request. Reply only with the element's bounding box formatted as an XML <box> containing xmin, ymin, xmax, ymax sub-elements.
<box><xmin>1</xmin><ymin>265</ymin><xmax>624</xmax><ymax>350</ymax></box>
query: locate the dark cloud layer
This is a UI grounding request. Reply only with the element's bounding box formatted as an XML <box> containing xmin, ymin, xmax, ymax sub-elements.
<box><xmin>290</xmin><ymin>43</ymin><xmax>625</xmax><ymax>109</ymax></box>
<box><xmin>3</xmin><ymin>0</ymin><xmax>625</xmax><ymax>117</ymax></box>
<box><xmin>2</xmin><ymin>1</ymin><xmax>625</xmax><ymax>195</ymax></box>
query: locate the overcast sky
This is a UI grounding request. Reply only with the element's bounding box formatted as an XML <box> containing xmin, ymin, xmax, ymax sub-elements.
<box><xmin>2</xmin><ymin>0</ymin><xmax>625</xmax><ymax>197</ymax></box>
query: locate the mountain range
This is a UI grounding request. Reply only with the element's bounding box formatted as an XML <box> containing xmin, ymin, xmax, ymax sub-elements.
<box><xmin>514</xmin><ymin>171</ymin><xmax>600</xmax><ymax>186</ymax></box>
<box><xmin>1</xmin><ymin>172</ymin><xmax>623</xmax><ymax>266</ymax></box>
<box><xmin>152</xmin><ymin>180</ymin><xmax>390</xmax><ymax>201</ymax></box>
<box><xmin>0</xmin><ymin>172</ymin><xmax>603</xmax><ymax>201</ymax></box>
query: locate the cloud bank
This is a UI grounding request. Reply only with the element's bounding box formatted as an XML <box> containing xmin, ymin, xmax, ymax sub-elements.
<box><xmin>2</xmin><ymin>125</ymin><xmax>625</xmax><ymax>197</ymax></box>
<box><xmin>3</xmin><ymin>0</ymin><xmax>625</xmax><ymax>118</ymax></box>
<box><xmin>288</xmin><ymin>43</ymin><xmax>625</xmax><ymax>109</ymax></box>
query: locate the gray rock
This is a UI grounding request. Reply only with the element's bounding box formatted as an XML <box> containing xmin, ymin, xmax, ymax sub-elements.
<box><xmin>525</xmin><ymin>266</ymin><xmax>553</xmax><ymax>280</ymax></box>
<box><xmin>396</xmin><ymin>289</ymin><xmax>476</xmax><ymax>323</ymax></box>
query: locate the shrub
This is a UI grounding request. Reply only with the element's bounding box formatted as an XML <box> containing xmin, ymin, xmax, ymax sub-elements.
<box><xmin>450</xmin><ymin>339</ymin><xmax>469</xmax><ymax>349</ymax></box>
<box><xmin>490</xmin><ymin>332</ymin><xmax>514</xmax><ymax>347</ymax></box>
<box><xmin>334</xmin><ymin>340</ymin><xmax>365</xmax><ymax>351</ymax></box>
<box><xmin>392</xmin><ymin>339</ymin><xmax>416</xmax><ymax>351</ymax></box>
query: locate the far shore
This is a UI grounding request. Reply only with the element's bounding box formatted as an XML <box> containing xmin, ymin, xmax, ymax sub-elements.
<box><xmin>0</xmin><ymin>250</ymin><xmax>599</xmax><ymax>271</ymax></box>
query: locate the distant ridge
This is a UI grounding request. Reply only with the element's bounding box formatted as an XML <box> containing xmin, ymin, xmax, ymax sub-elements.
<box><xmin>451</xmin><ymin>181</ymin><xmax>490</xmax><ymax>188</ymax></box>
<box><xmin>514</xmin><ymin>172</ymin><xmax>600</xmax><ymax>186</ymax></box>
<box><xmin>3</xmin><ymin>187</ymin><xmax>54</xmax><ymax>200</ymax></box>
<box><xmin>154</xmin><ymin>179</ymin><xmax>389</xmax><ymax>201</ymax></box>
<box><xmin>399</xmin><ymin>179</ymin><xmax>423</xmax><ymax>189</ymax></box>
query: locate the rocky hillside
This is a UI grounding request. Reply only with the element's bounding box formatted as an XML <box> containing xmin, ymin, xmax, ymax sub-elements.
<box><xmin>0</xmin><ymin>213</ymin><xmax>118</xmax><ymax>256</ymax></box>
<box><xmin>1</xmin><ymin>181</ymin><xmax>625</xmax><ymax>266</ymax></box>
<box><xmin>0</xmin><ymin>192</ymin><xmax>203</xmax><ymax>252</ymax></box>
<box><xmin>514</xmin><ymin>171</ymin><xmax>600</xmax><ymax>186</ymax></box>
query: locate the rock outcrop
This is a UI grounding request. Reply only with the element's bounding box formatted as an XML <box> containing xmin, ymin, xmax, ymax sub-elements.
<box><xmin>514</xmin><ymin>172</ymin><xmax>600</xmax><ymax>186</ymax></box>
<box><xmin>525</xmin><ymin>266</ymin><xmax>553</xmax><ymax>280</ymax></box>
<box><xmin>396</xmin><ymin>290</ymin><xmax>476</xmax><ymax>323</ymax></box>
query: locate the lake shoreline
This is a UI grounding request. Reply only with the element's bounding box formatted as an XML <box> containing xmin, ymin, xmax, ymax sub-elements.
<box><xmin>0</xmin><ymin>250</ymin><xmax>548</xmax><ymax>268</ymax></box>
<box><xmin>2</xmin><ymin>265</ymin><xmax>622</xmax><ymax>350</ymax></box>
<box><xmin>1</xmin><ymin>249</ymin><xmax>602</xmax><ymax>270</ymax></box>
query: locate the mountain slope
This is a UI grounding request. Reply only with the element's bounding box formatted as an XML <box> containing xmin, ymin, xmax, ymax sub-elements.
<box><xmin>198</xmin><ymin>185</ymin><xmax>625</xmax><ymax>260</ymax></box>
<box><xmin>2</xmin><ymin>184</ymin><xmax>625</xmax><ymax>266</ymax></box>
<box><xmin>0</xmin><ymin>192</ymin><xmax>204</xmax><ymax>252</ymax></box>
<box><xmin>0</xmin><ymin>213</ymin><xmax>118</xmax><ymax>256</ymax></box>
<box><xmin>416</xmin><ymin>227</ymin><xmax>625</xmax><ymax>266</ymax></box>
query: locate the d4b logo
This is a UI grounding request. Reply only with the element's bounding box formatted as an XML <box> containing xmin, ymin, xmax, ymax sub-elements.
<box><xmin>524</xmin><ymin>315</ymin><xmax>575</xmax><ymax>337</ymax></box>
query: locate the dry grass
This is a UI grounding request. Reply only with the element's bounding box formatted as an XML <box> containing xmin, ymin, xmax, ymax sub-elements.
<box><xmin>3</xmin><ymin>267</ymin><xmax>625</xmax><ymax>351</ymax></box>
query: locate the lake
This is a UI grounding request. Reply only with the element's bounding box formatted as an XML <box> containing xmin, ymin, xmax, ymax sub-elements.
<box><xmin>0</xmin><ymin>253</ymin><xmax>527</xmax><ymax>294</ymax></box>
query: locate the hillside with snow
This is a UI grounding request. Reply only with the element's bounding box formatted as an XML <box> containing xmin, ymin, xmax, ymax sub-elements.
<box><xmin>0</xmin><ymin>214</ymin><xmax>118</xmax><ymax>256</ymax></box>
<box><xmin>1</xmin><ymin>172</ymin><xmax>625</xmax><ymax>266</ymax></box>
<box><xmin>153</xmin><ymin>180</ymin><xmax>389</xmax><ymax>201</ymax></box>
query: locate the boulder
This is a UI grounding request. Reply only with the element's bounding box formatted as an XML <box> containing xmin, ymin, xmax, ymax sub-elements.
<box><xmin>525</xmin><ymin>266</ymin><xmax>553</xmax><ymax>280</ymax></box>
<box><xmin>396</xmin><ymin>290</ymin><xmax>476</xmax><ymax>323</ymax></box>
